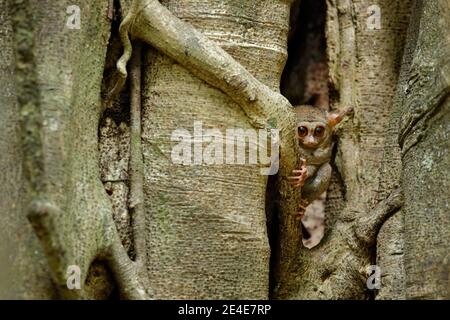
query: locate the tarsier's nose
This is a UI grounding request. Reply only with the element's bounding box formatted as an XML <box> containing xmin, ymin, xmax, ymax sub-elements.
<box><xmin>302</xmin><ymin>136</ymin><xmax>318</xmax><ymax>148</ymax></box>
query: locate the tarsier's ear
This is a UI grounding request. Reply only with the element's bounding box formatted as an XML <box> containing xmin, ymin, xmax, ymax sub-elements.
<box><xmin>327</xmin><ymin>107</ymin><xmax>354</xmax><ymax>127</ymax></box>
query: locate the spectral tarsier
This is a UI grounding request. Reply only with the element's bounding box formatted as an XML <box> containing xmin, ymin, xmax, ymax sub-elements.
<box><xmin>288</xmin><ymin>105</ymin><xmax>353</xmax><ymax>217</ymax></box>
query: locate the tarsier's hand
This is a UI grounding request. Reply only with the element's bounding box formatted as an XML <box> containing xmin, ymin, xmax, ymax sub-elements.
<box><xmin>288</xmin><ymin>158</ymin><xmax>308</xmax><ymax>188</ymax></box>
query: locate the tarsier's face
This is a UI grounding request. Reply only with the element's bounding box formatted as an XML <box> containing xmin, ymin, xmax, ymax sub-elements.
<box><xmin>295</xmin><ymin>105</ymin><xmax>353</xmax><ymax>149</ymax></box>
<box><xmin>297</xmin><ymin>121</ymin><xmax>330</xmax><ymax>149</ymax></box>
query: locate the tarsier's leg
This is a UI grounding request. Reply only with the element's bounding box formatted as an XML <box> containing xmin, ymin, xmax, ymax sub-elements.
<box><xmin>301</xmin><ymin>162</ymin><xmax>332</xmax><ymax>204</ymax></box>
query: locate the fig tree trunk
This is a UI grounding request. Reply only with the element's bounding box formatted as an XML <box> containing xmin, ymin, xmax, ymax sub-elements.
<box><xmin>0</xmin><ymin>0</ymin><xmax>448</xmax><ymax>300</ymax></box>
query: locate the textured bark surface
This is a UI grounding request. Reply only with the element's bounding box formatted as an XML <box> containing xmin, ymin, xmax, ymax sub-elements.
<box><xmin>375</xmin><ymin>0</ymin><xmax>416</xmax><ymax>300</ymax></box>
<box><xmin>135</xmin><ymin>0</ymin><xmax>292</xmax><ymax>299</ymax></box>
<box><xmin>0</xmin><ymin>0</ymin><xmax>55</xmax><ymax>299</ymax></box>
<box><xmin>396</xmin><ymin>0</ymin><xmax>450</xmax><ymax>299</ymax></box>
<box><xmin>3</xmin><ymin>0</ymin><xmax>143</xmax><ymax>299</ymax></box>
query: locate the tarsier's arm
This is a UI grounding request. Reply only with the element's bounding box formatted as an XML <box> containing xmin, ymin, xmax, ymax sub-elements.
<box><xmin>305</xmin><ymin>164</ymin><xmax>318</xmax><ymax>178</ymax></box>
<box><xmin>301</xmin><ymin>162</ymin><xmax>332</xmax><ymax>204</ymax></box>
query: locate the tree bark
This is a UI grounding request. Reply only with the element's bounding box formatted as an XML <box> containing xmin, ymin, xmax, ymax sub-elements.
<box><xmin>1</xmin><ymin>0</ymin><xmax>448</xmax><ymax>300</ymax></box>
<box><xmin>396</xmin><ymin>0</ymin><xmax>450</xmax><ymax>299</ymax></box>
<box><xmin>132</xmin><ymin>0</ymin><xmax>294</xmax><ymax>299</ymax></box>
<box><xmin>0</xmin><ymin>0</ymin><xmax>55</xmax><ymax>298</ymax></box>
<box><xmin>4</xmin><ymin>0</ymin><xmax>149</xmax><ymax>299</ymax></box>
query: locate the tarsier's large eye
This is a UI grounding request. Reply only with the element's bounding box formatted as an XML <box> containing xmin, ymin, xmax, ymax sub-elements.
<box><xmin>314</xmin><ymin>126</ymin><xmax>325</xmax><ymax>137</ymax></box>
<box><xmin>298</xmin><ymin>126</ymin><xmax>308</xmax><ymax>137</ymax></box>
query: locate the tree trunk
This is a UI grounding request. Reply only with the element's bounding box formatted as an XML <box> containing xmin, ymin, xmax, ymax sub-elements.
<box><xmin>2</xmin><ymin>0</ymin><xmax>123</xmax><ymax>299</ymax></box>
<box><xmin>0</xmin><ymin>0</ymin><xmax>55</xmax><ymax>298</ymax></box>
<box><xmin>1</xmin><ymin>0</ymin><xmax>448</xmax><ymax>300</ymax></box>
<box><xmin>139</xmin><ymin>0</ymin><xmax>291</xmax><ymax>299</ymax></box>
<box><xmin>396</xmin><ymin>0</ymin><xmax>450</xmax><ymax>299</ymax></box>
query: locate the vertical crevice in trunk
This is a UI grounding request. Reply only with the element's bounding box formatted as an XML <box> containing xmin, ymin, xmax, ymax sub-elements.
<box><xmin>276</xmin><ymin>0</ymin><xmax>329</xmax><ymax>253</ymax></box>
<box><xmin>281</xmin><ymin>0</ymin><xmax>329</xmax><ymax>110</ymax></box>
<box><xmin>99</xmin><ymin>3</ymin><xmax>134</xmax><ymax>259</ymax></box>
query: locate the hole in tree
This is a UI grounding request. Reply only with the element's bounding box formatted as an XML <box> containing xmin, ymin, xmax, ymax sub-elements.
<box><xmin>281</xmin><ymin>0</ymin><xmax>328</xmax><ymax>249</ymax></box>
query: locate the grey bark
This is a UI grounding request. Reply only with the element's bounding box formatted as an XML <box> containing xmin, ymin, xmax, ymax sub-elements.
<box><xmin>1</xmin><ymin>0</ymin><xmax>448</xmax><ymax>300</ymax></box>
<box><xmin>118</xmin><ymin>0</ymin><xmax>297</xmax><ymax>299</ymax></box>
<box><xmin>2</xmin><ymin>0</ymin><xmax>149</xmax><ymax>299</ymax></box>
<box><xmin>0</xmin><ymin>0</ymin><xmax>55</xmax><ymax>299</ymax></box>
<box><xmin>396</xmin><ymin>0</ymin><xmax>450</xmax><ymax>299</ymax></box>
